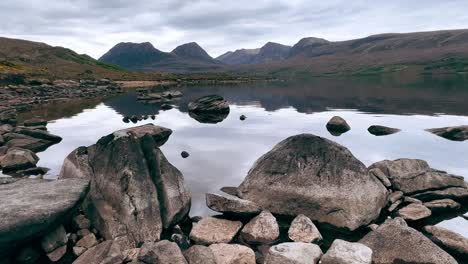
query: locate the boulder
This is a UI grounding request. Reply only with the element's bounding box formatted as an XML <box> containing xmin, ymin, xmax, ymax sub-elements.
<box><xmin>209</xmin><ymin>243</ymin><xmax>256</xmax><ymax>264</ymax></box>
<box><xmin>206</xmin><ymin>193</ymin><xmax>261</xmax><ymax>216</ymax></box>
<box><xmin>40</xmin><ymin>225</ymin><xmax>67</xmax><ymax>253</ymax></box>
<box><xmin>76</xmin><ymin>233</ymin><xmax>98</xmax><ymax>249</ymax></box>
<box><xmin>369</xmin><ymin>159</ymin><xmax>467</xmax><ymax>195</ymax></box>
<box><xmin>0</xmin><ymin>124</ymin><xmax>13</xmax><ymax>134</ymax></box>
<box><xmin>188</xmin><ymin>95</ymin><xmax>230</xmax><ymax>124</ymax></box>
<box><xmin>238</xmin><ymin>134</ymin><xmax>388</xmax><ymax>232</ymax></box>
<box><xmin>326</xmin><ymin>116</ymin><xmax>350</xmax><ymax>135</ymax></box>
<box><xmin>0</xmin><ymin>178</ymin><xmax>89</xmax><ymax>254</ymax></box>
<box><xmin>423</xmin><ymin>225</ymin><xmax>468</xmax><ymax>259</ymax></box>
<box><xmin>367</xmin><ymin>125</ymin><xmax>400</xmax><ymax>136</ymax></box>
<box><xmin>369</xmin><ymin>168</ymin><xmax>392</xmax><ymax>188</ymax></box>
<box><xmin>183</xmin><ymin>245</ymin><xmax>217</xmax><ymax>264</ymax></box>
<box><xmin>23</xmin><ymin>118</ymin><xmax>47</xmax><ymax>127</ymax></box>
<box><xmin>189</xmin><ymin>217</ymin><xmax>242</xmax><ymax>245</ymax></box>
<box><xmin>0</xmin><ymin>147</ymin><xmax>38</xmax><ymax>172</ymax></box>
<box><xmin>3</xmin><ymin>133</ymin><xmax>55</xmax><ymax>152</ymax></box>
<box><xmin>320</xmin><ymin>239</ymin><xmax>372</xmax><ymax>264</ymax></box>
<box><xmin>411</xmin><ymin>187</ymin><xmax>468</xmax><ymax>202</ymax></box>
<box><xmin>15</xmin><ymin>128</ymin><xmax>62</xmax><ymax>143</ymax></box>
<box><xmin>73</xmin><ymin>240</ymin><xmax>124</xmax><ymax>264</ymax></box>
<box><xmin>397</xmin><ymin>203</ymin><xmax>432</xmax><ymax>221</ymax></box>
<box><xmin>360</xmin><ymin>218</ymin><xmax>457</xmax><ymax>264</ymax></box>
<box><xmin>240</xmin><ymin>211</ymin><xmax>279</xmax><ymax>244</ymax></box>
<box><xmin>427</xmin><ymin>125</ymin><xmax>468</xmax><ymax>141</ymax></box>
<box><xmin>264</xmin><ymin>242</ymin><xmax>323</xmax><ymax>264</ymax></box>
<box><xmin>138</xmin><ymin>240</ymin><xmax>187</xmax><ymax>264</ymax></box>
<box><xmin>59</xmin><ymin>125</ymin><xmax>190</xmax><ymax>248</ymax></box>
<box><xmin>288</xmin><ymin>214</ymin><xmax>322</xmax><ymax>243</ymax></box>
<box><xmin>424</xmin><ymin>199</ymin><xmax>461</xmax><ymax>212</ymax></box>
<box><xmin>388</xmin><ymin>191</ymin><xmax>404</xmax><ymax>203</ymax></box>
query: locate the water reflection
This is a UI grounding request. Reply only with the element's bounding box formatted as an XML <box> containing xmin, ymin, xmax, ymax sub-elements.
<box><xmin>20</xmin><ymin>77</ymin><xmax>468</xmax><ymax>237</ymax></box>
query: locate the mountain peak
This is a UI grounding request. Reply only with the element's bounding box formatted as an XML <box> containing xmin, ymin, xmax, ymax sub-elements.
<box><xmin>171</xmin><ymin>42</ymin><xmax>214</xmax><ymax>62</ymax></box>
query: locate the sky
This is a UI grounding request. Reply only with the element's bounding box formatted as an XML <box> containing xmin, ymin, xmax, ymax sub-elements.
<box><xmin>1</xmin><ymin>0</ymin><xmax>468</xmax><ymax>59</ymax></box>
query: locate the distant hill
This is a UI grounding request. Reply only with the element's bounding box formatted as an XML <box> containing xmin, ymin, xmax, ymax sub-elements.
<box><xmin>216</xmin><ymin>48</ymin><xmax>260</xmax><ymax>65</ymax></box>
<box><xmin>99</xmin><ymin>42</ymin><xmax>222</xmax><ymax>73</ymax></box>
<box><xmin>0</xmin><ymin>37</ymin><xmax>126</xmax><ymax>80</ymax></box>
<box><xmin>216</xmin><ymin>42</ymin><xmax>291</xmax><ymax>65</ymax></box>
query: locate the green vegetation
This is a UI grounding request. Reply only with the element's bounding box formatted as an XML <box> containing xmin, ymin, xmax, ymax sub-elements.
<box><xmin>423</xmin><ymin>57</ymin><xmax>468</xmax><ymax>72</ymax></box>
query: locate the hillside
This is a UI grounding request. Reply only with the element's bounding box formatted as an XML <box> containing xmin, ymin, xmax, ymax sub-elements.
<box><xmin>216</xmin><ymin>42</ymin><xmax>291</xmax><ymax>65</ymax></box>
<box><xmin>99</xmin><ymin>42</ymin><xmax>223</xmax><ymax>73</ymax></box>
<box><xmin>0</xmin><ymin>37</ymin><xmax>128</xmax><ymax>81</ymax></box>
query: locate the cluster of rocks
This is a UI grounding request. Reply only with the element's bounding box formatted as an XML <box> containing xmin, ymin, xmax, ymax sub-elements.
<box><xmin>136</xmin><ymin>87</ymin><xmax>183</xmax><ymax>103</ymax></box>
<box><xmin>0</xmin><ymin>110</ymin><xmax>62</xmax><ymax>177</ymax></box>
<box><xmin>1</xmin><ymin>125</ymin><xmax>467</xmax><ymax>263</ymax></box>
<box><xmin>326</xmin><ymin>115</ymin><xmax>468</xmax><ymax>141</ymax></box>
<box><xmin>0</xmin><ymin>79</ymin><xmax>123</xmax><ymax>114</ymax></box>
<box><xmin>122</xmin><ymin>114</ymin><xmax>156</xmax><ymax>124</ymax></box>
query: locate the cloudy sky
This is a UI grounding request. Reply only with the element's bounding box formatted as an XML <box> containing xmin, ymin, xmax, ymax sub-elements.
<box><xmin>1</xmin><ymin>0</ymin><xmax>468</xmax><ymax>58</ymax></box>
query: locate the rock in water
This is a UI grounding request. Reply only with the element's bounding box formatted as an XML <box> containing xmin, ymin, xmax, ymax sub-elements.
<box><xmin>320</xmin><ymin>239</ymin><xmax>372</xmax><ymax>264</ymax></box>
<box><xmin>240</xmin><ymin>211</ymin><xmax>279</xmax><ymax>244</ymax></box>
<box><xmin>264</xmin><ymin>242</ymin><xmax>323</xmax><ymax>264</ymax></box>
<box><xmin>238</xmin><ymin>134</ymin><xmax>388</xmax><ymax>232</ymax></box>
<box><xmin>0</xmin><ymin>178</ymin><xmax>89</xmax><ymax>254</ymax></box>
<box><xmin>326</xmin><ymin>116</ymin><xmax>350</xmax><ymax>135</ymax></box>
<box><xmin>360</xmin><ymin>218</ymin><xmax>457</xmax><ymax>264</ymax></box>
<box><xmin>138</xmin><ymin>240</ymin><xmax>187</xmax><ymax>264</ymax></box>
<box><xmin>209</xmin><ymin>243</ymin><xmax>256</xmax><ymax>264</ymax></box>
<box><xmin>188</xmin><ymin>95</ymin><xmax>230</xmax><ymax>124</ymax></box>
<box><xmin>288</xmin><ymin>214</ymin><xmax>322</xmax><ymax>243</ymax></box>
<box><xmin>181</xmin><ymin>151</ymin><xmax>190</xmax><ymax>158</ymax></box>
<box><xmin>423</xmin><ymin>225</ymin><xmax>468</xmax><ymax>259</ymax></box>
<box><xmin>58</xmin><ymin>124</ymin><xmax>190</xmax><ymax>249</ymax></box>
<box><xmin>189</xmin><ymin>217</ymin><xmax>242</xmax><ymax>245</ymax></box>
<box><xmin>427</xmin><ymin>125</ymin><xmax>468</xmax><ymax>141</ymax></box>
<box><xmin>368</xmin><ymin>125</ymin><xmax>400</xmax><ymax>136</ymax></box>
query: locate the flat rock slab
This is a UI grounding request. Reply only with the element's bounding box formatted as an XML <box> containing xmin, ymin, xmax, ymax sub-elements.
<box><xmin>397</xmin><ymin>203</ymin><xmax>432</xmax><ymax>221</ymax></box>
<box><xmin>190</xmin><ymin>217</ymin><xmax>243</xmax><ymax>245</ymax></box>
<box><xmin>368</xmin><ymin>125</ymin><xmax>400</xmax><ymax>136</ymax></box>
<box><xmin>423</xmin><ymin>225</ymin><xmax>468</xmax><ymax>259</ymax></box>
<box><xmin>206</xmin><ymin>192</ymin><xmax>261</xmax><ymax>216</ymax></box>
<box><xmin>427</xmin><ymin>126</ymin><xmax>468</xmax><ymax>141</ymax></box>
<box><xmin>0</xmin><ymin>178</ymin><xmax>89</xmax><ymax>253</ymax></box>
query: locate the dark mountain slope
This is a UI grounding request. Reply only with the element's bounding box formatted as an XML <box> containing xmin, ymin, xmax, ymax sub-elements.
<box><xmin>171</xmin><ymin>42</ymin><xmax>218</xmax><ymax>63</ymax></box>
<box><xmin>216</xmin><ymin>42</ymin><xmax>290</xmax><ymax>65</ymax></box>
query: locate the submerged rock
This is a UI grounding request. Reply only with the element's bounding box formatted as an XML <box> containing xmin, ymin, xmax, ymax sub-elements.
<box><xmin>206</xmin><ymin>193</ymin><xmax>261</xmax><ymax>216</ymax></box>
<box><xmin>189</xmin><ymin>217</ymin><xmax>242</xmax><ymax>245</ymax></box>
<box><xmin>264</xmin><ymin>242</ymin><xmax>323</xmax><ymax>264</ymax></box>
<box><xmin>0</xmin><ymin>178</ymin><xmax>89</xmax><ymax>254</ymax></box>
<box><xmin>240</xmin><ymin>211</ymin><xmax>279</xmax><ymax>244</ymax></box>
<box><xmin>360</xmin><ymin>218</ymin><xmax>457</xmax><ymax>264</ymax></box>
<box><xmin>209</xmin><ymin>243</ymin><xmax>256</xmax><ymax>264</ymax></box>
<box><xmin>320</xmin><ymin>239</ymin><xmax>372</xmax><ymax>264</ymax></box>
<box><xmin>423</xmin><ymin>225</ymin><xmax>468</xmax><ymax>259</ymax></box>
<box><xmin>326</xmin><ymin>116</ymin><xmax>350</xmax><ymax>136</ymax></box>
<box><xmin>58</xmin><ymin>124</ymin><xmax>190</xmax><ymax>249</ymax></box>
<box><xmin>238</xmin><ymin>134</ymin><xmax>388</xmax><ymax>232</ymax></box>
<box><xmin>368</xmin><ymin>125</ymin><xmax>400</xmax><ymax>136</ymax></box>
<box><xmin>427</xmin><ymin>125</ymin><xmax>468</xmax><ymax>141</ymax></box>
<box><xmin>288</xmin><ymin>214</ymin><xmax>322</xmax><ymax>243</ymax></box>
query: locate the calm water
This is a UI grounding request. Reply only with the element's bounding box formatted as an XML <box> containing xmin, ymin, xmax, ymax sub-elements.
<box><xmin>20</xmin><ymin>76</ymin><xmax>468</xmax><ymax>237</ymax></box>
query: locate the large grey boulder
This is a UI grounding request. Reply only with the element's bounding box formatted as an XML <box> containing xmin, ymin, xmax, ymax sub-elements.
<box><xmin>73</xmin><ymin>240</ymin><xmax>124</xmax><ymax>264</ymax></box>
<box><xmin>59</xmin><ymin>124</ymin><xmax>190</xmax><ymax>249</ymax></box>
<box><xmin>0</xmin><ymin>178</ymin><xmax>89</xmax><ymax>254</ymax></box>
<box><xmin>264</xmin><ymin>242</ymin><xmax>323</xmax><ymax>264</ymax></box>
<box><xmin>189</xmin><ymin>217</ymin><xmax>242</xmax><ymax>245</ymax></box>
<box><xmin>288</xmin><ymin>214</ymin><xmax>322</xmax><ymax>243</ymax></box>
<box><xmin>360</xmin><ymin>218</ymin><xmax>457</xmax><ymax>264</ymax></box>
<box><xmin>188</xmin><ymin>95</ymin><xmax>230</xmax><ymax>124</ymax></box>
<box><xmin>326</xmin><ymin>116</ymin><xmax>350</xmax><ymax>135</ymax></box>
<box><xmin>370</xmin><ymin>159</ymin><xmax>467</xmax><ymax>196</ymax></box>
<box><xmin>183</xmin><ymin>245</ymin><xmax>216</xmax><ymax>264</ymax></box>
<box><xmin>3</xmin><ymin>132</ymin><xmax>56</xmax><ymax>152</ymax></box>
<box><xmin>240</xmin><ymin>211</ymin><xmax>279</xmax><ymax>244</ymax></box>
<box><xmin>427</xmin><ymin>125</ymin><xmax>468</xmax><ymax>141</ymax></box>
<box><xmin>238</xmin><ymin>134</ymin><xmax>388</xmax><ymax>232</ymax></box>
<box><xmin>138</xmin><ymin>240</ymin><xmax>187</xmax><ymax>264</ymax></box>
<box><xmin>206</xmin><ymin>192</ymin><xmax>261</xmax><ymax>216</ymax></box>
<box><xmin>423</xmin><ymin>225</ymin><xmax>468</xmax><ymax>259</ymax></box>
<box><xmin>0</xmin><ymin>147</ymin><xmax>38</xmax><ymax>172</ymax></box>
<box><xmin>320</xmin><ymin>239</ymin><xmax>372</xmax><ymax>264</ymax></box>
<box><xmin>209</xmin><ymin>243</ymin><xmax>256</xmax><ymax>264</ymax></box>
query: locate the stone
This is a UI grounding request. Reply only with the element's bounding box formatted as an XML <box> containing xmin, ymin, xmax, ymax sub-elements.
<box><xmin>0</xmin><ymin>124</ymin><xmax>13</xmax><ymax>134</ymax></box>
<box><xmin>123</xmin><ymin>248</ymin><xmax>140</xmax><ymax>262</ymax></box>
<box><xmin>387</xmin><ymin>200</ymin><xmax>402</xmax><ymax>212</ymax></box>
<box><xmin>423</xmin><ymin>225</ymin><xmax>468</xmax><ymax>259</ymax></box>
<box><xmin>411</xmin><ymin>187</ymin><xmax>468</xmax><ymax>202</ymax></box>
<box><xmin>424</xmin><ymin>199</ymin><xmax>461</xmax><ymax>212</ymax></box>
<box><xmin>369</xmin><ymin>168</ymin><xmax>392</xmax><ymax>188</ymax></box>
<box><xmin>138</xmin><ymin>240</ymin><xmax>187</xmax><ymax>264</ymax></box>
<box><xmin>23</xmin><ymin>118</ymin><xmax>47</xmax><ymax>127</ymax></box>
<box><xmin>241</xmin><ymin>211</ymin><xmax>279</xmax><ymax>244</ymax></box>
<box><xmin>403</xmin><ymin>196</ymin><xmax>422</xmax><ymax>204</ymax></box>
<box><xmin>3</xmin><ymin>133</ymin><xmax>55</xmax><ymax>152</ymax></box>
<box><xmin>46</xmin><ymin>245</ymin><xmax>67</xmax><ymax>262</ymax></box>
<box><xmin>240</xmin><ymin>114</ymin><xmax>247</xmax><ymax>121</ymax></box>
<box><xmin>61</xmin><ymin>125</ymin><xmax>190</xmax><ymax>248</ymax></box>
<box><xmin>368</xmin><ymin>125</ymin><xmax>400</xmax><ymax>136</ymax></box>
<box><xmin>190</xmin><ymin>217</ymin><xmax>242</xmax><ymax>245</ymax></box>
<box><xmin>183</xmin><ymin>245</ymin><xmax>217</xmax><ymax>264</ymax></box>
<box><xmin>288</xmin><ymin>214</ymin><xmax>322</xmax><ymax>243</ymax></box>
<box><xmin>73</xmin><ymin>240</ymin><xmax>124</xmax><ymax>264</ymax></box>
<box><xmin>0</xmin><ymin>147</ymin><xmax>38</xmax><ymax>172</ymax></box>
<box><xmin>238</xmin><ymin>134</ymin><xmax>388</xmax><ymax>232</ymax></box>
<box><xmin>388</xmin><ymin>191</ymin><xmax>404</xmax><ymax>203</ymax></box>
<box><xmin>360</xmin><ymin>218</ymin><xmax>457</xmax><ymax>264</ymax></box>
<box><xmin>76</xmin><ymin>233</ymin><xmax>98</xmax><ymax>249</ymax></box>
<box><xmin>264</xmin><ymin>242</ymin><xmax>323</xmax><ymax>264</ymax></box>
<box><xmin>0</xmin><ymin>178</ymin><xmax>89</xmax><ymax>254</ymax></box>
<box><xmin>326</xmin><ymin>116</ymin><xmax>350</xmax><ymax>135</ymax></box>
<box><xmin>181</xmin><ymin>151</ymin><xmax>190</xmax><ymax>158</ymax></box>
<box><xmin>188</xmin><ymin>95</ymin><xmax>230</xmax><ymax>124</ymax></box>
<box><xmin>427</xmin><ymin>125</ymin><xmax>468</xmax><ymax>141</ymax></box>
<box><xmin>397</xmin><ymin>203</ymin><xmax>431</xmax><ymax>221</ymax></box>
<box><xmin>15</xmin><ymin>128</ymin><xmax>62</xmax><ymax>143</ymax></box>
<box><xmin>77</xmin><ymin>229</ymin><xmax>91</xmax><ymax>238</ymax></box>
<box><xmin>73</xmin><ymin>246</ymin><xmax>87</xmax><ymax>257</ymax></box>
<box><xmin>59</xmin><ymin>147</ymin><xmax>93</xmax><ymax>179</ymax></box>
<box><xmin>9</xmin><ymin>166</ymin><xmax>49</xmax><ymax>177</ymax></box>
<box><xmin>209</xmin><ymin>243</ymin><xmax>256</xmax><ymax>264</ymax></box>
<box><xmin>40</xmin><ymin>225</ymin><xmax>67</xmax><ymax>253</ymax></box>
<box><xmin>220</xmin><ymin>186</ymin><xmax>238</xmax><ymax>196</ymax></box>
<box><xmin>73</xmin><ymin>215</ymin><xmax>91</xmax><ymax>230</ymax></box>
<box><xmin>369</xmin><ymin>159</ymin><xmax>467</xmax><ymax>195</ymax></box>
<box><xmin>320</xmin><ymin>239</ymin><xmax>372</xmax><ymax>264</ymax></box>
<box><xmin>206</xmin><ymin>193</ymin><xmax>261</xmax><ymax>216</ymax></box>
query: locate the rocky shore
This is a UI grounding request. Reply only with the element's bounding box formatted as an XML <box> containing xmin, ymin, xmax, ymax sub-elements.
<box><xmin>0</xmin><ymin>121</ymin><xmax>466</xmax><ymax>264</ymax></box>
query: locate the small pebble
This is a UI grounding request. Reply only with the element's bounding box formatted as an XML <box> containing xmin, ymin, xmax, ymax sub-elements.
<box><xmin>181</xmin><ymin>151</ymin><xmax>190</xmax><ymax>158</ymax></box>
<box><xmin>240</xmin><ymin>115</ymin><xmax>247</xmax><ymax>121</ymax></box>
